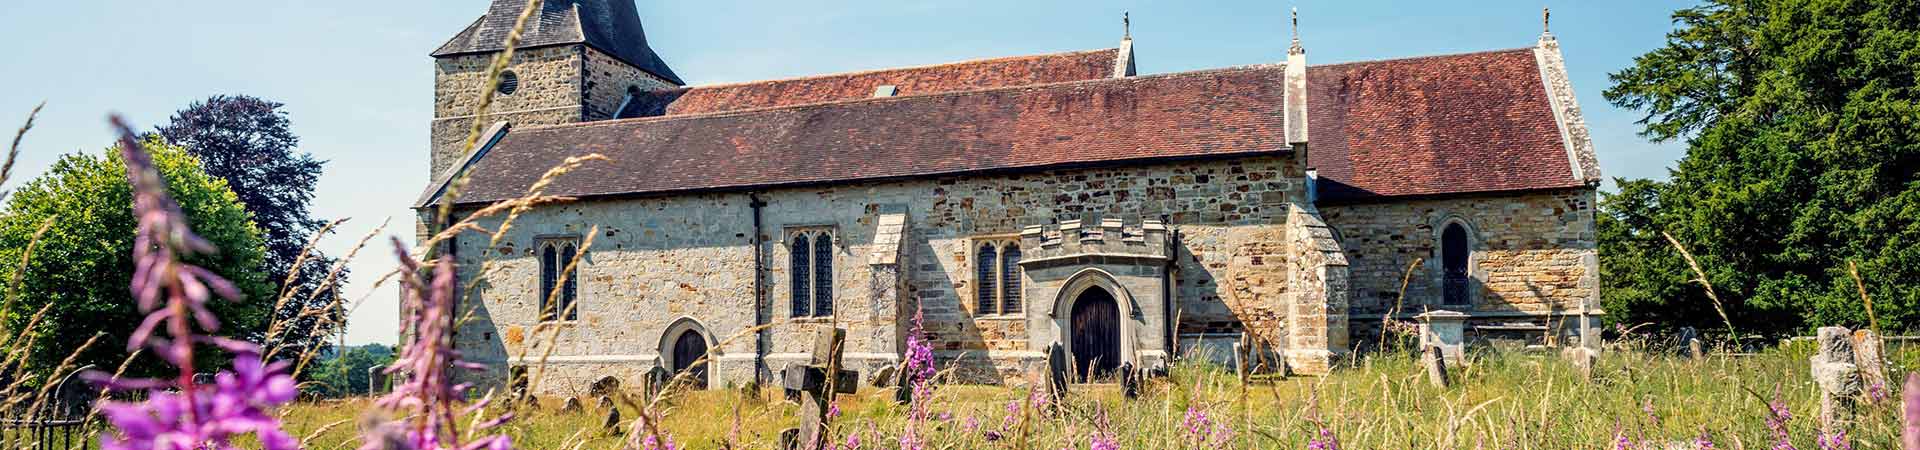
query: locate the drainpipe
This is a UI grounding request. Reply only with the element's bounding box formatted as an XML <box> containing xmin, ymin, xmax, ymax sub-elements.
<box><xmin>1162</xmin><ymin>214</ymin><xmax>1178</xmax><ymax>364</ymax></box>
<box><xmin>749</xmin><ymin>193</ymin><xmax>769</xmax><ymax>385</ymax></box>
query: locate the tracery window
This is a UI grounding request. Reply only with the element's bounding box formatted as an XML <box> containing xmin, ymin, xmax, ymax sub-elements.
<box><xmin>974</xmin><ymin>239</ymin><xmax>1023</xmax><ymax>315</ymax></box>
<box><xmin>790</xmin><ymin>230</ymin><xmax>835</xmax><ymax>318</ymax></box>
<box><xmin>538</xmin><ymin>238</ymin><xmax>580</xmax><ymax>321</ymax></box>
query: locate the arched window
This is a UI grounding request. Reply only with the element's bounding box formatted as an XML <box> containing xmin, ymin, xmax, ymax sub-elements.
<box><xmin>790</xmin><ymin>234</ymin><xmax>811</xmax><ymax>317</ymax></box>
<box><xmin>813</xmin><ymin>233</ymin><xmax>834</xmax><ymax>316</ymax></box>
<box><xmin>1441</xmin><ymin>223</ymin><xmax>1471</xmax><ymax>306</ymax></box>
<box><xmin>976</xmin><ymin>243</ymin><xmax>997</xmax><ymax>313</ymax></box>
<box><xmin>789</xmin><ymin>230</ymin><xmax>834</xmax><ymax>318</ymax></box>
<box><xmin>538</xmin><ymin>238</ymin><xmax>580</xmax><ymax>321</ymax></box>
<box><xmin>972</xmin><ymin>239</ymin><xmax>1023</xmax><ymax>315</ymax></box>
<box><xmin>1001</xmin><ymin>245</ymin><xmax>1022</xmax><ymax>312</ymax></box>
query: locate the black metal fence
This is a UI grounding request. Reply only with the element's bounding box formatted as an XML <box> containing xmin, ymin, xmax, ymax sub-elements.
<box><xmin>0</xmin><ymin>365</ymin><xmax>97</xmax><ymax>449</ymax></box>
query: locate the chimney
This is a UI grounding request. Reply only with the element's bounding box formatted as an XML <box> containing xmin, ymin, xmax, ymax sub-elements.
<box><xmin>1113</xmin><ymin>12</ymin><xmax>1137</xmax><ymax>78</ymax></box>
<box><xmin>1284</xmin><ymin>8</ymin><xmax>1309</xmax><ymax>147</ymax></box>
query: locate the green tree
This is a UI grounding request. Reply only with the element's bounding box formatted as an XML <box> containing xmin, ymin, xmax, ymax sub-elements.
<box><xmin>306</xmin><ymin>344</ymin><xmax>395</xmax><ymax>397</ymax></box>
<box><xmin>1602</xmin><ymin>0</ymin><xmax>1920</xmax><ymax>334</ymax></box>
<box><xmin>0</xmin><ymin>137</ymin><xmax>273</xmax><ymax>377</ymax></box>
<box><xmin>154</xmin><ymin>95</ymin><xmax>343</xmax><ymax>361</ymax></box>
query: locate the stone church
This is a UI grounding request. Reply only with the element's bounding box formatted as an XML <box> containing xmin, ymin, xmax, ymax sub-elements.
<box><xmin>416</xmin><ymin>0</ymin><xmax>1603</xmax><ymax>393</ymax></box>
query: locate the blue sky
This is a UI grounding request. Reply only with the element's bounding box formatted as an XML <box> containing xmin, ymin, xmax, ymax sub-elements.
<box><xmin>0</xmin><ymin>0</ymin><xmax>1687</xmax><ymax>345</ymax></box>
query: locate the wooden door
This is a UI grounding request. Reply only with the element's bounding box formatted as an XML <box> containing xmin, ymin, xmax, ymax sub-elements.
<box><xmin>1070</xmin><ymin>287</ymin><xmax>1121</xmax><ymax>381</ymax></box>
<box><xmin>670</xmin><ymin>331</ymin><xmax>709</xmax><ymax>389</ymax></box>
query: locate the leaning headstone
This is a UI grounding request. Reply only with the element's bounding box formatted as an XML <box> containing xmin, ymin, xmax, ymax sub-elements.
<box><xmin>1811</xmin><ymin>326</ymin><xmax>1860</xmax><ymax>432</ymax></box>
<box><xmin>872</xmin><ymin>366</ymin><xmax>897</xmax><ymax>388</ymax></box>
<box><xmin>892</xmin><ymin>361</ymin><xmax>913</xmax><ymax>404</ymax></box>
<box><xmin>1423</xmin><ymin>345</ymin><xmax>1450</xmax><ymax>388</ymax></box>
<box><xmin>1852</xmin><ymin>329</ymin><xmax>1889</xmax><ymax>403</ymax></box>
<box><xmin>601</xmin><ymin>401</ymin><xmax>622</xmax><ymax>434</ymax></box>
<box><xmin>1044</xmin><ymin>343</ymin><xmax>1070</xmax><ymax>402</ymax></box>
<box><xmin>643</xmin><ymin>366</ymin><xmax>670</xmax><ymax>399</ymax></box>
<box><xmin>560</xmin><ymin>396</ymin><xmax>584</xmax><ymax>413</ymax></box>
<box><xmin>596</xmin><ymin>395</ymin><xmax>615</xmax><ymax>411</ymax></box>
<box><xmin>1687</xmin><ymin>338</ymin><xmax>1704</xmax><ymax>360</ymax></box>
<box><xmin>796</xmin><ymin>391</ymin><xmax>827</xmax><ymax>449</ymax></box>
<box><xmin>589</xmin><ymin>376</ymin><xmax>622</xmax><ymax>398</ymax></box>
<box><xmin>1118</xmin><ymin>362</ymin><xmax>1139</xmax><ymax>399</ymax></box>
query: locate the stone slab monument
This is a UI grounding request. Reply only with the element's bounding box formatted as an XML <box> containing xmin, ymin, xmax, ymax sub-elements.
<box><xmin>1417</xmin><ymin>310</ymin><xmax>1469</xmax><ymax>365</ymax></box>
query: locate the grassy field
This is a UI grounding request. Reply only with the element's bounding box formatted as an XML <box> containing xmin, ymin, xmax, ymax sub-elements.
<box><xmin>266</xmin><ymin>340</ymin><xmax>1919</xmax><ymax>449</ymax></box>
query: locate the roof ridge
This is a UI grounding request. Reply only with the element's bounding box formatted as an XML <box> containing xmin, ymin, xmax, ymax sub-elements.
<box><xmin>522</xmin><ymin>63</ymin><xmax>1288</xmax><ymax>133</ymax></box>
<box><xmin>1309</xmin><ymin>47</ymin><xmax>1536</xmax><ymax>70</ymax></box>
<box><xmin>657</xmin><ymin>48</ymin><xmax>1123</xmax><ymax>92</ymax></box>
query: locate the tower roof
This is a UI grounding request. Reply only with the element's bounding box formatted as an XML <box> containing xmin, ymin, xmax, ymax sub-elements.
<box><xmin>433</xmin><ymin>0</ymin><xmax>683</xmax><ymax>85</ymax></box>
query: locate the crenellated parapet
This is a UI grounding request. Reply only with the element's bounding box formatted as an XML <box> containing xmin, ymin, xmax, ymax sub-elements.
<box><xmin>1018</xmin><ymin>218</ymin><xmax>1172</xmax><ymax>267</ymax></box>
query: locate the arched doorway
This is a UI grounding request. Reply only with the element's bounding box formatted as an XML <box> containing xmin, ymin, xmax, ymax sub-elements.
<box><xmin>1070</xmin><ymin>286</ymin><xmax>1121</xmax><ymax>381</ymax></box>
<box><xmin>668</xmin><ymin>330</ymin><xmax>709</xmax><ymax>389</ymax></box>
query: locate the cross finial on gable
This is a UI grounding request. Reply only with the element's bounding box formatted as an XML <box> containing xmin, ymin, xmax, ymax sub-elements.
<box><xmin>1543</xmin><ymin>7</ymin><xmax>1551</xmax><ymax>35</ymax></box>
<box><xmin>1288</xmin><ymin>7</ymin><xmax>1305</xmax><ymax>55</ymax></box>
<box><xmin>1123</xmin><ymin>11</ymin><xmax>1131</xmax><ymax>40</ymax></box>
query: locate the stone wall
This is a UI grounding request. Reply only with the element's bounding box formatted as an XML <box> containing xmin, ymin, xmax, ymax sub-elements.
<box><xmin>580</xmin><ymin>47</ymin><xmax>677</xmax><ymax>121</ymax></box>
<box><xmin>431</xmin><ymin>46</ymin><xmax>586</xmax><ymax>178</ymax></box>
<box><xmin>447</xmin><ymin>152</ymin><xmax>1321</xmax><ymax>393</ymax></box>
<box><xmin>1321</xmin><ymin>188</ymin><xmax>1599</xmax><ymax>345</ymax></box>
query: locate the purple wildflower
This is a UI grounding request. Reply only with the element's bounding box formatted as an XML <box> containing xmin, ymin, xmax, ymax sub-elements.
<box><xmin>838</xmin><ymin>431</ymin><xmax>861</xmax><ymax>450</ymax></box>
<box><xmin>1090</xmin><ymin>433</ymin><xmax>1120</xmax><ymax>450</ymax></box>
<box><xmin>88</xmin><ymin>117</ymin><xmax>292</xmax><ymax>450</ymax></box>
<box><xmin>899</xmin><ymin>307</ymin><xmax>935</xmax><ymax>450</ymax></box>
<box><xmin>826</xmin><ymin>401</ymin><xmax>841</xmax><ymax>420</ymax></box>
<box><xmin>1183</xmin><ymin>405</ymin><xmax>1211</xmax><ymax>438</ymax></box>
<box><xmin>1816</xmin><ymin>430</ymin><xmax>1850</xmax><ymax>450</ymax></box>
<box><xmin>639</xmin><ymin>433</ymin><xmax>678</xmax><ymax>450</ymax></box>
<box><xmin>1903</xmin><ymin>373</ymin><xmax>1920</xmax><ymax>450</ymax></box>
<box><xmin>1766</xmin><ymin>388</ymin><xmax>1796</xmax><ymax>450</ymax></box>
<box><xmin>1307</xmin><ymin>425</ymin><xmax>1340</xmax><ymax>450</ymax></box>
<box><xmin>363</xmin><ymin>241</ymin><xmax>512</xmax><ymax>450</ymax></box>
<box><xmin>963</xmin><ymin>415</ymin><xmax>979</xmax><ymax>433</ymax></box>
<box><xmin>1695</xmin><ymin>428</ymin><xmax>1716</xmax><ymax>449</ymax></box>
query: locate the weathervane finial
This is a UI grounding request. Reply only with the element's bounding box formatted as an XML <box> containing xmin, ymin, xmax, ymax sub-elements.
<box><xmin>1543</xmin><ymin>7</ymin><xmax>1551</xmax><ymax>34</ymax></box>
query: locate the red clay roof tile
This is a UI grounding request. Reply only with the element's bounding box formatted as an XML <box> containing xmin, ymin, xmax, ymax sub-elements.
<box><xmin>446</xmin><ymin>64</ymin><xmax>1290</xmax><ymax>205</ymax></box>
<box><xmin>431</xmin><ymin>47</ymin><xmax>1588</xmax><ymax>206</ymax></box>
<box><xmin>622</xmin><ymin>49</ymin><xmax>1121</xmax><ymax>117</ymax></box>
<box><xmin>1307</xmin><ymin>48</ymin><xmax>1583</xmax><ymax>202</ymax></box>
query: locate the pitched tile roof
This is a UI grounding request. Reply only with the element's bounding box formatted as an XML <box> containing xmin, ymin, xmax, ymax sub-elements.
<box><xmin>1306</xmin><ymin>48</ymin><xmax>1585</xmax><ymax>202</ymax></box>
<box><xmin>434</xmin><ymin>0</ymin><xmax>683</xmax><ymax>85</ymax></box>
<box><xmin>425</xmin><ymin>47</ymin><xmax>1594</xmax><ymax>207</ymax></box>
<box><xmin>436</xmin><ymin>65</ymin><xmax>1291</xmax><ymax>205</ymax></box>
<box><xmin>620</xmin><ymin>49</ymin><xmax>1121</xmax><ymax>117</ymax></box>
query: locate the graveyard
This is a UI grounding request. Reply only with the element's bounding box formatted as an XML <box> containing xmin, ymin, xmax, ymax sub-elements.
<box><xmin>273</xmin><ymin>328</ymin><xmax>1920</xmax><ymax>449</ymax></box>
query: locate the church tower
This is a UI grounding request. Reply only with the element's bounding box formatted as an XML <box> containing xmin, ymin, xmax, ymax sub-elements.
<box><xmin>428</xmin><ymin>0</ymin><xmax>683</xmax><ymax>178</ymax></box>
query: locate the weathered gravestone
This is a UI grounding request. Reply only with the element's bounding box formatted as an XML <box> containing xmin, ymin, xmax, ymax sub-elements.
<box><xmin>1677</xmin><ymin>326</ymin><xmax>1703</xmax><ymax>359</ymax></box>
<box><xmin>1811</xmin><ymin>326</ymin><xmax>1860</xmax><ymax>432</ymax></box>
<box><xmin>871</xmin><ymin>366</ymin><xmax>897</xmax><ymax>388</ymax></box>
<box><xmin>601</xmin><ymin>400</ymin><xmax>622</xmax><ymax>434</ymax></box>
<box><xmin>589</xmin><ymin>376</ymin><xmax>622</xmax><ymax>398</ymax></box>
<box><xmin>560</xmin><ymin>396</ymin><xmax>583</xmax><ymax>413</ymax></box>
<box><xmin>1852</xmin><ymin>329</ymin><xmax>1889</xmax><ymax>402</ymax></box>
<box><xmin>596</xmin><ymin>395</ymin><xmax>615</xmax><ymax>411</ymax></box>
<box><xmin>782</xmin><ymin>326</ymin><xmax>858</xmax><ymax>450</ymax></box>
<box><xmin>1423</xmin><ymin>345</ymin><xmax>1450</xmax><ymax>388</ymax></box>
<box><xmin>1118</xmin><ymin>362</ymin><xmax>1139</xmax><ymax>399</ymax></box>
<box><xmin>643</xmin><ymin>366</ymin><xmax>670</xmax><ymax>400</ymax></box>
<box><xmin>367</xmin><ymin>366</ymin><xmax>389</xmax><ymax>394</ymax></box>
<box><xmin>1563</xmin><ymin>345</ymin><xmax>1599</xmax><ymax>381</ymax></box>
<box><xmin>1043</xmin><ymin>342</ymin><xmax>1070</xmax><ymax>403</ymax></box>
